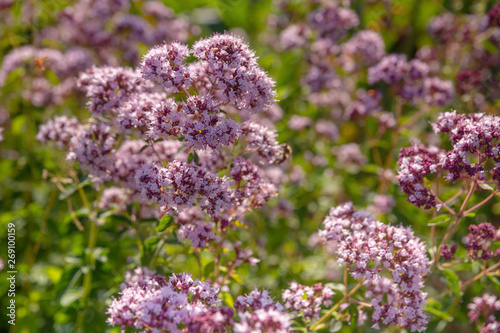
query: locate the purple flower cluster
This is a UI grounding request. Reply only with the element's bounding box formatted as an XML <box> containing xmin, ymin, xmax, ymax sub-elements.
<box><xmin>282</xmin><ymin>282</ymin><xmax>334</xmax><ymax>320</ymax></box>
<box><xmin>38</xmin><ymin>33</ymin><xmax>283</xmax><ymax>251</ymax></box>
<box><xmin>41</xmin><ymin>0</ymin><xmax>197</xmax><ymax>65</ymax></box>
<box><xmin>368</xmin><ymin>55</ymin><xmax>454</xmax><ymax>106</ymax></box>
<box><xmin>439</xmin><ymin>244</ymin><xmax>458</xmax><ymax>262</ymax></box>
<box><xmin>341</xmin><ymin>30</ymin><xmax>386</xmax><ymax>71</ymax></box>
<box><xmin>241</xmin><ymin>121</ymin><xmax>284</xmax><ymax>164</ymax></box>
<box><xmin>0</xmin><ymin>46</ymin><xmax>92</xmax><ymax>106</ymax></box>
<box><xmin>135</xmin><ymin>160</ymin><xmax>235</xmax><ymax>217</ymax></box>
<box><xmin>234</xmin><ymin>289</ymin><xmax>292</xmax><ymax>333</ymax></box>
<box><xmin>308</xmin><ymin>4</ymin><xmax>359</xmax><ymax>42</ymax></box>
<box><xmin>433</xmin><ymin>111</ymin><xmax>500</xmax><ymax>184</ymax></box>
<box><xmin>176</xmin><ymin>207</ymin><xmax>220</xmax><ymax>248</ymax></box>
<box><xmin>398</xmin><ymin>111</ymin><xmax>500</xmax><ymax>209</ymax></box>
<box><xmin>423</xmin><ymin>10</ymin><xmax>500</xmax><ymax>110</ymax></box>
<box><xmin>468</xmin><ymin>294</ymin><xmax>500</xmax><ymax>333</ymax></box>
<box><xmin>35</xmin><ymin>116</ymin><xmax>82</xmax><ymax>149</ymax></box>
<box><xmin>464</xmin><ymin>223</ymin><xmax>500</xmax><ymax>261</ymax></box>
<box><xmin>319</xmin><ymin>202</ymin><xmax>430</xmax><ymax>332</ymax></box>
<box><xmin>397</xmin><ymin>144</ymin><xmax>444</xmax><ymax>209</ymax></box>
<box><xmin>78</xmin><ymin>66</ymin><xmax>150</xmax><ymax>115</ymax></box>
<box><xmin>107</xmin><ymin>271</ymin><xmax>234</xmax><ymax>332</ymax></box>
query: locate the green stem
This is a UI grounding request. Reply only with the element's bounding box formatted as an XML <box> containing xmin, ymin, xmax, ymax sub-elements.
<box><xmin>310</xmin><ymin>281</ymin><xmax>363</xmax><ymax>331</ymax></box>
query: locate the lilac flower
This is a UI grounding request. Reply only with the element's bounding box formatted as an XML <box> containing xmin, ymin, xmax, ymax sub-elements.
<box><xmin>427</xmin><ymin>13</ymin><xmax>457</xmax><ymax>43</ymax></box>
<box><xmin>439</xmin><ymin>244</ymin><xmax>457</xmax><ymax>262</ymax></box>
<box><xmin>234</xmin><ymin>308</ymin><xmax>292</xmax><ymax>333</ymax></box>
<box><xmin>368</xmin><ymin>54</ymin><xmax>409</xmax><ymax>85</ymax></box>
<box><xmin>319</xmin><ymin>202</ymin><xmax>430</xmax><ymax>332</ymax></box>
<box><xmin>488</xmin><ymin>2</ymin><xmax>500</xmax><ymax>27</ymax></box>
<box><xmin>468</xmin><ymin>294</ymin><xmax>500</xmax><ymax>333</ymax></box>
<box><xmin>464</xmin><ymin>223</ymin><xmax>499</xmax><ymax>261</ymax></box>
<box><xmin>122</xmin><ymin>266</ymin><xmax>157</xmax><ymax>288</ymax></box>
<box><xmin>282</xmin><ymin>282</ymin><xmax>334</xmax><ymax>320</ymax></box>
<box><xmin>308</xmin><ymin>4</ymin><xmax>359</xmax><ymax>42</ymax></box>
<box><xmin>235</xmin><ymin>289</ymin><xmax>282</xmax><ymax>312</ymax></box>
<box><xmin>67</xmin><ymin>122</ymin><xmax>116</xmax><ymax>179</ymax></box>
<box><xmin>78</xmin><ymin>66</ymin><xmax>148</xmax><ymax>115</ymax></box>
<box><xmin>333</xmin><ymin>143</ymin><xmax>367</xmax><ymax>166</ymax></box>
<box><xmin>176</xmin><ymin>207</ymin><xmax>220</xmax><ymax>248</ymax></box>
<box><xmin>288</xmin><ymin>115</ymin><xmax>312</xmax><ymax>131</ymax></box>
<box><xmin>140</xmin><ymin>42</ymin><xmax>192</xmax><ymax>92</ymax></box>
<box><xmin>315</xmin><ymin>120</ymin><xmax>339</xmax><ymax>141</ymax></box>
<box><xmin>280</xmin><ymin>24</ymin><xmax>310</xmax><ymax>50</ymax></box>
<box><xmin>181</xmin><ymin>96</ymin><xmax>241</xmax><ymax>150</ymax></box>
<box><xmin>230</xmin><ymin>156</ymin><xmax>277</xmax><ymax>208</ymax></box>
<box><xmin>36</xmin><ymin>116</ymin><xmax>82</xmax><ymax>149</ymax></box>
<box><xmin>341</xmin><ymin>30</ymin><xmax>386</xmax><ymax>70</ymax></box>
<box><xmin>192</xmin><ymin>33</ymin><xmax>276</xmax><ymax>113</ymax></box>
<box><xmin>136</xmin><ymin>161</ymin><xmax>235</xmax><ymax>217</ymax></box>
<box><xmin>456</xmin><ymin>69</ymin><xmax>483</xmax><ymax>95</ymax></box>
<box><xmin>241</xmin><ymin>121</ymin><xmax>283</xmax><ymax>164</ymax></box>
<box><xmin>98</xmin><ymin>187</ymin><xmax>129</xmax><ymax>212</ymax></box>
<box><xmin>345</xmin><ymin>89</ymin><xmax>381</xmax><ymax>119</ymax></box>
<box><xmin>107</xmin><ymin>271</ymin><xmax>233</xmax><ymax>332</ymax></box>
<box><xmin>114</xmin><ymin>92</ymin><xmax>165</xmax><ymax>134</ymax></box>
<box><xmin>397</xmin><ymin>144</ymin><xmax>444</xmax><ymax>209</ymax></box>
<box><xmin>234</xmin><ymin>289</ymin><xmax>291</xmax><ymax>333</ymax></box>
<box><xmin>423</xmin><ymin>77</ymin><xmax>455</xmax><ymax>106</ymax></box>
<box><xmin>433</xmin><ymin>111</ymin><xmax>500</xmax><ymax>185</ymax></box>
<box><xmin>146</xmin><ymin>98</ymin><xmax>183</xmax><ymax>139</ymax></box>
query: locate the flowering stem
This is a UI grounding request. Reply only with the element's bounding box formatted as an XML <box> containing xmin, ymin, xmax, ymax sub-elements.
<box><xmin>76</xmin><ymin>186</ymin><xmax>102</xmax><ymax>332</ymax></box>
<box><xmin>435</xmin><ymin>179</ymin><xmax>477</xmax><ymax>264</ymax></box>
<box><xmin>310</xmin><ymin>281</ymin><xmax>363</xmax><ymax>331</ymax></box>
<box><xmin>464</xmin><ymin>189</ymin><xmax>498</xmax><ymax>216</ymax></box>
<box><xmin>70</xmin><ymin>171</ymin><xmax>93</xmax><ymax>217</ymax></box>
<box><xmin>444</xmin><ymin>188</ymin><xmax>465</xmax><ymax>205</ymax></box>
<box><xmin>429</xmin><ymin>189</ymin><xmax>456</xmax><ymax>216</ymax></box>
<box><xmin>179</xmin><ymin>86</ymin><xmax>191</xmax><ymax>97</ymax></box>
<box><xmin>461</xmin><ymin>261</ymin><xmax>500</xmax><ymax>288</ymax></box>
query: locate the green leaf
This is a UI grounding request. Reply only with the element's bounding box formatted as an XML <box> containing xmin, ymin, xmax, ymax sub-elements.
<box><xmin>58</xmin><ymin>178</ymin><xmax>92</xmax><ymax>200</ymax></box>
<box><xmin>478</xmin><ymin>183</ymin><xmax>495</xmax><ymax>191</ymax></box>
<box><xmin>329</xmin><ymin>319</ymin><xmax>343</xmax><ymax>332</ymax></box>
<box><xmin>442</xmin><ymin>269</ymin><xmax>462</xmax><ymax>300</ymax></box>
<box><xmin>45</xmin><ymin>69</ymin><xmax>60</xmax><ymax>85</ymax></box>
<box><xmin>222</xmin><ymin>292</ymin><xmax>234</xmax><ymax>307</ymax></box>
<box><xmin>425</xmin><ymin>304</ymin><xmax>452</xmax><ymax>321</ymax></box>
<box><xmin>231</xmin><ymin>273</ymin><xmax>243</xmax><ymax>284</ymax></box>
<box><xmin>204</xmin><ymin>262</ymin><xmax>215</xmax><ymax>279</ymax></box>
<box><xmin>487</xmin><ymin>275</ymin><xmax>500</xmax><ymax>286</ymax></box>
<box><xmin>139</xmin><ymin>144</ymin><xmax>149</xmax><ymax>152</ymax></box>
<box><xmin>106</xmin><ymin>214</ymin><xmax>131</xmax><ymax>225</ymax></box>
<box><xmin>156</xmin><ymin>215</ymin><xmax>173</xmax><ymax>232</ymax></box>
<box><xmin>144</xmin><ymin>237</ymin><xmax>160</xmax><ymax>252</ymax></box>
<box><xmin>427</xmin><ymin>215</ymin><xmax>451</xmax><ymax>226</ymax></box>
<box><xmin>54</xmin><ymin>267</ymin><xmax>82</xmax><ymax>305</ymax></box>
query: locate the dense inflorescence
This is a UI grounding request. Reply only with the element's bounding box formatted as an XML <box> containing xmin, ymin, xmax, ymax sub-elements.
<box><xmin>398</xmin><ymin>111</ymin><xmax>500</xmax><ymax>209</ymax></box>
<box><xmin>234</xmin><ymin>289</ymin><xmax>292</xmax><ymax>333</ymax></box>
<box><xmin>38</xmin><ymin>32</ymin><xmax>281</xmax><ymax>252</ymax></box>
<box><xmin>107</xmin><ymin>271</ymin><xmax>234</xmax><ymax>332</ymax></box>
<box><xmin>282</xmin><ymin>282</ymin><xmax>334</xmax><ymax>320</ymax></box>
<box><xmin>468</xmin><ymin>294</ymin><xmax>500</xmax><ymax>333</ymax></box>
<box><xmin>319</xmin><ymin>202</ymin><xmax>430</xmax><ymax>332</ymax></box>
<box><xmin>397</xmin><ymin>144</ymin><xmax>444</xmax><ymax>209</ymax></box>
<box><xmin>464</xmin><ymin>223</ymin><xmax>500</xmax><ymax>261</ymax></box>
